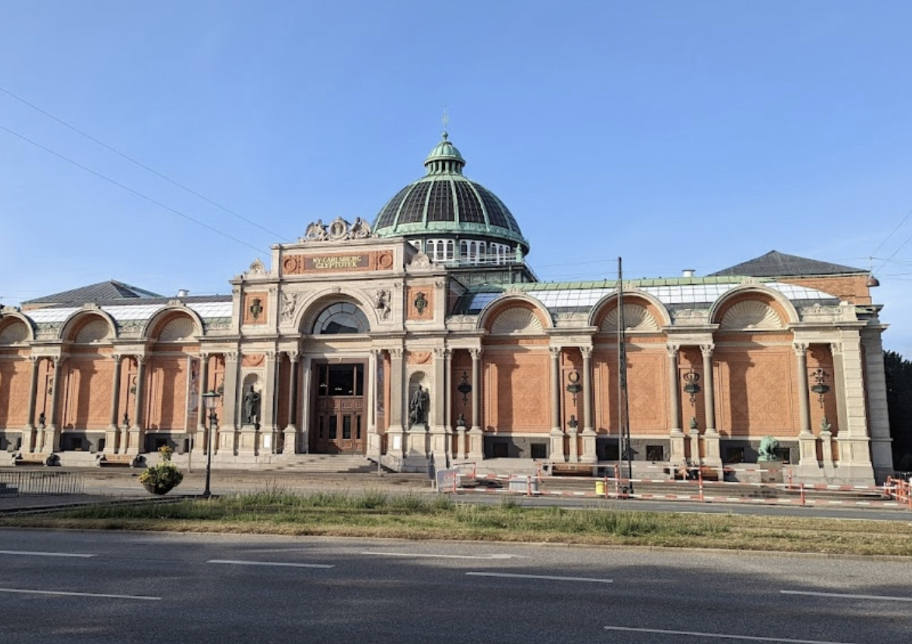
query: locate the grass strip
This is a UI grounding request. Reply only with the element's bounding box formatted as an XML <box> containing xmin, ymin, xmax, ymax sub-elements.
<box><xmin>2</xmin><ymin>489</ymin><xmax>911</xmax><ymax>556</ymax></box>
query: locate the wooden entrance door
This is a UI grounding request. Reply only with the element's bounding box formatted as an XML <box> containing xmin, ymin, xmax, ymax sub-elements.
<box><xmin>312</xmin><ymin>363</ymin><xmax>366</xmax><ymax>454</ymax></box>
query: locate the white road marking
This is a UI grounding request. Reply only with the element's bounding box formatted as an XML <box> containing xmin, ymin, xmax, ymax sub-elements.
<box><xmin>207</xmin><ymin>559</ymin><xmax>334</xmax><ymax>569</ymax></box>
<box><xmin>468</xmin><ymin>572</ymin><xmax>612</xmax><ymax>583</ymax></box>
<box><xmin>782</xmin><ymin>589</ymin><xmax>912</xmax><ymax>602</ymax></box>
<box><xmin>0</xmin><ymin>550</ymin><xmax>96</xmax><ymax>558</ymax></box>
<box><xmin>361</xmin><ymin>551</ymin><xmax>529</xmax><ymax>560</ymax></box>
<box><xmin>0</xmin><ymin>588</ymin><xmax>159</xmax><ymax>601</ymax></box>
<box><xmin>604</xmin><ymin>626</ymin><xmax>856</xmax><ymax>644</ymax></box>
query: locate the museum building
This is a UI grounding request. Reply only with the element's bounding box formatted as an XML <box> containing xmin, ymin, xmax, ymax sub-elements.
<box><xmin>0</xmin><ymin>133</ymin><xmax>893</xmax><ymax>484</ymax></box>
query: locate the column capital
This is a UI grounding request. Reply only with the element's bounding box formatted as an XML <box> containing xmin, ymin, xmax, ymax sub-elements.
<box><xmin>580</xmin><ymin>345</ymin><xmax>593</xmax><ymax>358</ymax></box>
<box><xmin>699</xmin><ymin>344</ymin><xmax>714</xmax><ymax>358</ymax></box>
<box><xmin>549</xmin><ymin>346</ymin><xmax>562</xmax><ymax>358</ymax></box>
<box><xmin>286</xmin><ymin>350</ymin><xmax>300</xmax><ymax>363</ymax></box>
<box><xmin>666</xmin><ymin>343</ymin><xmax>680</xmax><ymax>358</ymax></box>
<box><xmin>793</xmin><ymin>342</ymin><xmax>809</xmax><ymax>356</ymax></box>
<box><xmin>112</xmin><ymin>353</ymin><xmax>123</xmax><ymax>364</ymax></box>
<box><xmin>829</xmin><ymin>341</ymin><xmax>844</xmax><ymax>357</ymax></box>
<box><xmin>433</xmin><ymin>347</ymin><xmax>448</xmax><ymax>359</ymax></box>
<box><xmin>224</xmin><ymin>351</ymin><xmax>239</xmax><ymax>362</ymax></box>
<box><xmin>389</xmin><ymin>347</ymin><xmax>404</xmax><ymax>359</ymax></box>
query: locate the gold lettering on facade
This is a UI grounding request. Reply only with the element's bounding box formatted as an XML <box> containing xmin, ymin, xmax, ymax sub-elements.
<box><xmin>310</xmin><ymin>255</ymin><xmax>364</xmax><ymax>270</ymax></box>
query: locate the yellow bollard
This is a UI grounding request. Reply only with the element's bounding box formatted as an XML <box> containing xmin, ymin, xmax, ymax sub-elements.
<box><xmin>595</xmin><ymin>480</ymin><xmax>605</xmax><ymax>496</ymax></box>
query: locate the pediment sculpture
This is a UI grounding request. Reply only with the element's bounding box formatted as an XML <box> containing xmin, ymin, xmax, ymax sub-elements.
<box><xmin>301</xmin><ymin>217</ymin><xmax>372</xmax><ymax>242</ymax></box>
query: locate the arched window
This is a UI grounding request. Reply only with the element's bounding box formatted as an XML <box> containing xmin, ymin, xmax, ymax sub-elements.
<box><xmin>313</xmin><ymin>302</ymin><xmax>370</xmax><ymax>334</ymax></box>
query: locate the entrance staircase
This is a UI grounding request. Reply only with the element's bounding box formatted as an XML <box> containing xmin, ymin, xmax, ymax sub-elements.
<box><xmin>269</xmin><ymin>454</ymin><xmax>376</xmax><ymax>474</ymax></box>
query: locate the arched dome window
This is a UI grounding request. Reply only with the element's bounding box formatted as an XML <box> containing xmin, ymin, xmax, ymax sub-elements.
<box><xmin>313</xmin><ymin>302</ymin><xmax>370</xmax><ymax>334</ymax></box>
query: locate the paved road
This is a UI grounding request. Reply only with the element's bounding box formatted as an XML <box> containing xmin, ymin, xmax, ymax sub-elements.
<box><xmin>1</xmin><ymin>529</ymin><xmax>910</xmax><ymax>643</ymax></box>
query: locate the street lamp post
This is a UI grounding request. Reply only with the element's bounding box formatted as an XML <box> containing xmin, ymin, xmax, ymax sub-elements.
<box><xmin>201</xmin><ymin>390</ymin><xmax>220</xmax><ymax>498</ymax></box>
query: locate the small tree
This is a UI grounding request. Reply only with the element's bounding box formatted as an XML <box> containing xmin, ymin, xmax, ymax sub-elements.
<box><xmin>885</xmin><ymin>350</ymin><xmax>912</xmax><ymax>472</ymax></box>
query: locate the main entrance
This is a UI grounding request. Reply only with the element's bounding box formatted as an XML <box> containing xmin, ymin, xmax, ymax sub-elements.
<box><xmin>311</xmin><ymin>362</ymin><xmax>366</xmax><ymax>454</ymax></box>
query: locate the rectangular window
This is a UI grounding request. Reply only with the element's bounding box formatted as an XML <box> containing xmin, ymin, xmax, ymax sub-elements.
<box><xmin>356</xmin><ymin>416</ymin><xmax>362</xmax><ymax>440</ymax></box>
<box><xmin>342</xmin><ymin>415</ymin><xmax>352</xmax><ymax>440</ymax></box>
<box><xmin>328</xmin><ymin>415</ymin><xmax>337</xmax><ymax>439</ymax></box>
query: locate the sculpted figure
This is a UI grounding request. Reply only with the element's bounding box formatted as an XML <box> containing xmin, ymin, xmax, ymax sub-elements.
<box><xmin>409</xmin><ymin>385</ymin><xmax>429</xmax><ymax>427</ymax></box>
<box><xmin>244</xmin><ymin>385</ymin><xmax>261</xmax><ymax>425</ymax></box>
<box><xmin>305</xmin><ymin>219</ymin><xmax>327</xmax><ymax>241</ymax></box>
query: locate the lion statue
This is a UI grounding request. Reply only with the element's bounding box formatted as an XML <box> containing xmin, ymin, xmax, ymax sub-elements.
<box><xmin>758</xmin><ymin>435</ymin><xmax>781</xmax><ymax>462</ymax></box>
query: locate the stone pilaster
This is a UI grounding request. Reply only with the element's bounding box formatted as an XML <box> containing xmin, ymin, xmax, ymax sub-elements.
<box><xmin>20</xmin><ymin>356</ymin><xmax>40</xmax><ymax>453</ymax></box>
<box><xmin>794</xmin><ymin>343</ymin><xmax>819</xmax><ymax>473</ymax></box>
<box><xmin>386</xmin><ymin>348</ymin><xmax>406</xmax><ymax>457</ymax></box>
<box><xmin>428</xmin><ymin>347</ymin><xmax>450</xmax><ymax>467</ymax></box>
<box><xmin>104</xmin><ymin>354</ymin><xmax>122</xmax><ymax>454</ymax></box>
<box><xmin>667</xmin><ymin>344</ymin><xmax>685</xmax><ymax>466</ymax></box>
<box><xmin>580</xmin><ymin>346</ymin><xmax>597</xmax><ymax>464</ymax></box>
<box><xmin>549</xmin><ymin>346</ymin><xmax>565</xmax><ymax>462</ymax></box>
<box><xmin>835</xmin><ymin>331</ymin><xmax>874</xmax><ymax>484</ymax></box>
<box><xmin>219</xmin><ymin>351</ymin><xmax>239</xmax><ymax>455</ymax></box>
<box><xmin>42</xmin><ymin>356</ymin><xmax>64</xmax><ymax>453</ymax></box>
<box><xmin>468</xmin><ymin>347</ymin><xmax>484</xmax><ymax>460</ymax></box>
<box><xmin>283</xmin><ymin>351</ymin><xmax>299</xmax><ymax>454</ymax></box>
<box><xmin>194</xmin><ymin>353</ymin><xmax>210</xmax><ymax>456</ymax></box>
<box><xmin>700</xmin><ymin>344</ymin><xmax>721</xmax><ymax>468</ymax></box>
<box><xmin>126</xmin><ymin>356</ymin><xmax>146</xmax><ymax>455</ymax></box>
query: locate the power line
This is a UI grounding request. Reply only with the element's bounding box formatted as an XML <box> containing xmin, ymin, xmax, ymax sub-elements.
<box><xmin>0</xmin><ymin>84</ymin><xmax>294</xmax><ymax>243</ymax></box>
<box><xmin>871</xmin><ymin>208</ymin><xmax>912</xmax><ymax>274</ymax></box>
<box><xmin>0</xmin><ymin>123</ymin><xmax>271</xmax><ymax>255</ymax></box>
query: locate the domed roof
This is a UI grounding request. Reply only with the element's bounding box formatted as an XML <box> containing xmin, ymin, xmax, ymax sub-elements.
<box><xmin>371</xmin><ymin>133</ymin><xmax>530</xmax><ymax>253</ymax></box>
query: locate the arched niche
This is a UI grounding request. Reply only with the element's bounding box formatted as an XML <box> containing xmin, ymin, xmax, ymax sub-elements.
<box><xmin>478</xmin><ymin>295</ymin><xmax>551</xmax><ymax>334</ymax></box>
<box><xmin>591</xmin><ymin>292</ymin><xmax>669</xmax><ymax>333</ymax></box>
<box><xmin>145</xmin><ymin>308</ymin><xmax>203</xmax><ymax>343</ymax></box>
<box><xmin>62</xmin><ymin>312</ymin><xmax>117</xmax><ymax>344</ymax></box>
<box><xmin>0</xmin><ymin>315</ymin><xmax>33</xmax><ymax>345</ymax></box>
<box><xmin>710</xmin><ymin>287</ymin><xmax>797</xmax><ymax>329</ymax></box>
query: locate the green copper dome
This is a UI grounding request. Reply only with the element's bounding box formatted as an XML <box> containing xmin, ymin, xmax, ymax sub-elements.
<box><xmin>371</xmin><ymin>133</ymin><xmax>530</xmax><ymax>254</ymax></box>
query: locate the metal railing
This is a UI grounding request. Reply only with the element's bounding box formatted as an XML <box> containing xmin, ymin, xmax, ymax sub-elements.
<box><xmin>0</xmin><ymin>471</ymin><xmax>85</xmax><ymax>497</ymax></box>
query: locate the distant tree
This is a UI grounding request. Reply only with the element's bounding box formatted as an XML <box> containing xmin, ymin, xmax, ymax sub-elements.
<box><xmin>885</xmin><ymin>350</ymin><xmax>912</xmax><ymax>472</ymax></box>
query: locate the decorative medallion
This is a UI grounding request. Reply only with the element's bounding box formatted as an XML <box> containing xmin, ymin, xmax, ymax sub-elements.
<box><xmin>414</xmin><ymin>292</ymin><xmax>428</xmax><ymax>316</ymax></box>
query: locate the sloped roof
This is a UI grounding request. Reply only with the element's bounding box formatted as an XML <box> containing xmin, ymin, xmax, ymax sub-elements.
<box><xmin>709</xmin><ymin>251</ymin><xmax>866</xmax><ymax>278</ymax></box>
<box><xmin>23</xmin><ymin>280</ymin><xmax>162</xmax><ymax>305</ymax></box>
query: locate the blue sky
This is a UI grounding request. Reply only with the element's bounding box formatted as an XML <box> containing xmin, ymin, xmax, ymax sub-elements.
<box><xmin>2</xmin><ymin>1</ymin><xmax>911</xmax><ymax>357</ymax></box>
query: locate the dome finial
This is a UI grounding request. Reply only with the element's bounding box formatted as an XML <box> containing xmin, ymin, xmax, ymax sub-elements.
<box><xmin>441</xmin><ymin>105</ymin><xmax>449</xmax><ymax>140</ymax></box>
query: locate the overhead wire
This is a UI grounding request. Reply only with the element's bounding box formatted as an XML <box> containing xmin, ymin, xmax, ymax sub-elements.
<box><xmin>0</xmin><ymin>123</ymin><xmax>271</xmax><ymax>255</ymax></box>
<box><xmin>0</xmin><ymin>84</ymin><xmax>294</xmax><ymax>243</ymax></box>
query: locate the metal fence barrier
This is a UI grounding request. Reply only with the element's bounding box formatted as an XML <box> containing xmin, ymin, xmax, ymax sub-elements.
<box><xmin>0</xmin><ymin>471</ymin><xmax>85</xmax><ymax>497</ymax></box>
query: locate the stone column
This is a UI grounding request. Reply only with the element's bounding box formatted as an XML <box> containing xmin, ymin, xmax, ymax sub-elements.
<box><xmin>700</xmin><ymin>344</ymin><xmax>721</xmax><ymax>468</ymax></box>
<box><xmin>220</xmin><ymin>351</ymin><xmax>239</xmax><ymax>455</ymax></box>
<box><xmin>42</xmin><ymin>356</ymin><xmax>64</xmax><ymax>453</ymax></box>
<box><xmin>260</xmin><ymin>350</ymin><xmax>279</xmax><ymax>453</ymax></box>
<box><xmin>367</xmin><ymin>350</ymin><xmax>380</xmax><ymax>460</ymax></box>
<box><xmin>194</xmin><ymin>353</ymin><xmax>210</xmax><ymax>457</ymax></box>
<box><xmin>282</xmin><ymin>351</ymin><xmax>299</xmax><ymax>454</ymax></box>
<box><xmin>430</xmin><ymin>347</ymin><xmax>449</xmax><ymax>466</ymax></box>
<box><xmin>549</xmin><ymin>346</ymin><xmax>565</xmax><ymax>462</ymax></box>
<box><xmin>580</xmin><ymin>346</ymin><xmax>597</xmax><ymax>464</ymax></box>
<box><xmin>126</xmin><ymin>356</ymin><xmax>146</xmax><ymax>455</ymax></box>
<box><xmin>794</xmin><ymin>343</ymin><xmax>818</xmax><ymax>470</ymax></box>
<box><xmin>386</xmin><ymin>348</ymin><xmax>406</xmax><ymax>458</ymax></box>
<box><xmin>21</xmin><ymin>356</ymin><xmax>40</xmax><ymax>453</ymax></box>
<box><xmin>861</xmin><ymin>329</ymin><xmax>892</xmax><ymax>483</ymax></box>
<box><xmin>300</xmin><ymin>355</ymin><xmax>313</xmax><ymax>454</ymax></box>
<box><xmin>468</xmin><ymin>347</ymin><xmax>484</xmax><ymax>460</ymax></box>
<box><xmin>835</xmin><ymin>331</ymin><xmax>874</xmax><ymax>483</ymax></box>
<box><xmin>443</xmin><ymin>347</ymin><xmax>453</xmax><ymax>462</ymax></box>
<box><xmin>667</xmin><ymin>344</ymin><xmax>686</xmax><ymax>466</ymax></box>
<box><xmin>104</xmin><ymin>354</ymin><xmax>122</xmax><ymax>454</ymax></box>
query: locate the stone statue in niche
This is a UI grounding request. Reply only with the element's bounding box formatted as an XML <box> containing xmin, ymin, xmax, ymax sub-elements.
<box><xmin>281</xmin><ymin>292</ymin><xmax>298</xmax><ymax>323</ymax></box>
<box><xmin>408</xmin><ymin>385</ymin><xmax>429</xmax><ymax>427</ymax></box>
<box><xmin>244</xmin><ymin>385</ymin><xmax>261</xmax><ymax>425</ymax></box>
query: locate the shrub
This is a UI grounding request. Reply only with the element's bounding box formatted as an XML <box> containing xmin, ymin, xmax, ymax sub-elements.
<box><xmin>138</xmin><ymin>445</ymin><xmax>184</xmax><ymax>495</ymax></box>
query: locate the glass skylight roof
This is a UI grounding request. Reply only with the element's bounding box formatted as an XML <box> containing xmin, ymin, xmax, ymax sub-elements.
<box><xmin>464</xmin><ymin>282</ymin><xmax>838</xmax><ymax>314</ymax></box>
<box><xmin>26</xmin><ymin>301</ymin><xmax>234</xmax><ymax>325</ymax></box>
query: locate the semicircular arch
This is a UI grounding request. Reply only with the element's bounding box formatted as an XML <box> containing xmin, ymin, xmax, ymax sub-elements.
<box><xmin>590</xmin><ymin>290</ymin><xmax>671</xmax><ymax>332</ymax></box>
<box><xmin>144</xmin><ymin>307</ymin><xmax>205</xmax><ymax>342</ymax></box>
<box><xmin>60</xmin><ymin>310</ymin><xmax>118</xmax><ymax>343</ymax></box>
<box><xmin>477</xmin><ymin>294</ymin><xmax>552</xmax><ymax>334</ymax></box>
<box><xmin>298</xmin><ymin>289</ymin><xmax>375</xmax><ymax>335</ymax></box>
<box><xmin>0</xmin><ymin>313</ymin><xmax>35</xmax><ymax>344</ymax></box>
<box><xmin>709</xmin><ymin>285</ymin><xmax>798</xmax><ymax>329</ymax></box>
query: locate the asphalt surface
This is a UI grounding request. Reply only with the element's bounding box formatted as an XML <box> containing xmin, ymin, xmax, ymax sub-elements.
<box><xmin>1</xmin><ymin>529</ymin><xmax>911</xmax><ymax>643</ymax></box>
